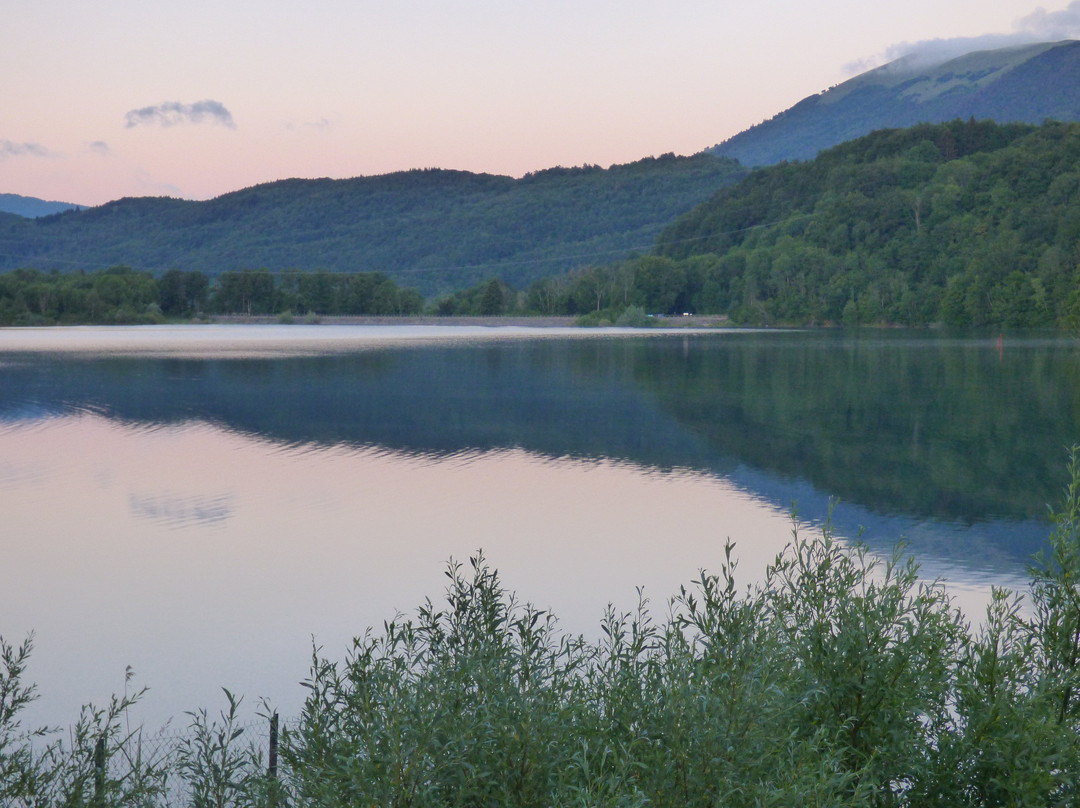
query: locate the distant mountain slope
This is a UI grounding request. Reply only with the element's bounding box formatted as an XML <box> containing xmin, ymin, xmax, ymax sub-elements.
<box><xmin>0</xmin><ymin>193</ymin><xmax>84</xmax><ymax>218</ymax></box>
<box><xmin>652</xmin><ymin>119</ymin><xmax>1080</xmax><ymax>327</ymax></box>
<box><xmin>0</xmin><ymin>155</ymin><xmax>744</xmax><ymax>295</ymax></box>
<box><xmin>708</xmin><ymin>40</ymin><xmax>1080</xmax><ymax>167</ymax></box>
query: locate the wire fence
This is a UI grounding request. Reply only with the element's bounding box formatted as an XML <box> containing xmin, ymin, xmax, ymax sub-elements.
<box><xmin>128</xmin><ymin>714</ymin><xmax>288</xmax><ymax>806</ymax></box>
<box><xmin>17</xmin><ymin>713</ymin><xmax>297</xmax><ymax>807</ymax></box>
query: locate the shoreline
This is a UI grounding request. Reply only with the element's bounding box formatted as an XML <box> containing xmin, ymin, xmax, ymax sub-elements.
<box><xmin>0</xmin><ymin>317</ymin><xmax>738</xmax><ymax>357</ymax></box>
<box><xmin>205</xmin><ymin>313</ymin><xmax>732</xmax><ymax>328</ymax></box>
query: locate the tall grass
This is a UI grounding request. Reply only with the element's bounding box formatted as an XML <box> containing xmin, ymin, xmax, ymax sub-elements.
<box><xmin>6</xmin><ymin>450</ymin><xmax>1080</xmax><ymax>806</ymax></box>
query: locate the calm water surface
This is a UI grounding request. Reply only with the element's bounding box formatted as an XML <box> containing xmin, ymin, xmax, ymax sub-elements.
<box><xmin>2</xmin><ymin>325</ymin><xmax>1076</xmax><ymax>731</ymax></box>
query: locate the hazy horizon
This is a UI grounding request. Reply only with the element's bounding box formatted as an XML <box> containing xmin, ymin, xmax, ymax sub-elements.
<box><xmin>4</xmin><ymin>0</ymin><xmax>1080</xmax><ymax>208</ymax></box>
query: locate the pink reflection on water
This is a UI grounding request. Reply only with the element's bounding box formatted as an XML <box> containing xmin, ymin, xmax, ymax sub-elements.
<box><xmin>2</xmin><ymin>413</ymin><xmax>1012</xmax><ymax>733</ymax></box>
<box><xmin>2</xmin><ymin>414</ymin><xmax>798</xmax><ymax>730</ymax></box>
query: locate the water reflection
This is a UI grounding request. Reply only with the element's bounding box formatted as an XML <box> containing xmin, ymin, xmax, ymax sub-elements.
<box><xmin>3</xmin><ymin>330</ymin><xmax>1075</xmax><ymax>532</ymax></box>
<box><xmin>128</xmin><ymin>491</ymin><xmax>235</xmax><ymax>528</ymax></box>
<box><xmin>0</xmin><ymin>456</ymin><xmax>45</xmax><ymax>490</ymax></box>
<box><xmin>2</xmin><ymin>326</ymin><xmax>1078</xmax><ymax>731</ymax></box>
<box><xmin>3</xmin><ymin>414</ymin><xmax>801</xmax><ymax>732</ymax></box>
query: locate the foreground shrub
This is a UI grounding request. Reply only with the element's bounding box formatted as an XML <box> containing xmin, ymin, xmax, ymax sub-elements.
<box><xmin>285</xmin><ymin>554</ymin><xmax>593</xmax><ymax>808</ymax></box>
<box><xmin>282</xmin><ymin>534</ymin><xmax>969</xmax><ymax>807</ymax></box>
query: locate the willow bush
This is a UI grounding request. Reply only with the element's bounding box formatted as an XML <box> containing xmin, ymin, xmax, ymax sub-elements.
<box><xmin>282</xmin><ymin>531</ymin><xmax>967</xmax><ymax>807</ymax></box>
<box><xmin>5</xmin><ymin>450</ymin><xmax>1080</xmax><ymax>806</ymax></box>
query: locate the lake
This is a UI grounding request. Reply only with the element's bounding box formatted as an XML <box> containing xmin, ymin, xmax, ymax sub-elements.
<box><xmin>2</xmin><ymin>324</ymin><xmax>1076</xmax><ymax>732</ymax></box>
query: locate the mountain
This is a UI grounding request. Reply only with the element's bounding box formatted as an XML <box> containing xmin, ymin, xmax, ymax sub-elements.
<box><xmin>649</xmin><ymin>119</ymin><xmax>1080</xmax><ymax>327</ymax></box>
<box><xmin>0</xmin><ymin>155</ymin><xmax>744</xmax><ymax>296</ymax></box>
<box><xmin>0</xmin><ymin>193</ymin><xmax>84</xmax><ymax>218</ymax></box>
<box><xmin>708</xmin><ymin>40</ymin><xmax>1080</xmax><ymax>167</ymax></box>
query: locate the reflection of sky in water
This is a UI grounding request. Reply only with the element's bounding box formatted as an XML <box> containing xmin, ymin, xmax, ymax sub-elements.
<box><xmin>2</xmin><ymin>413</ymin><xmax>1036</xmax><ymax>733</ymax></box>
<box><xmin>1</xmin><ymin>415</ymin><xmax>793</xmax><ymax>732</ymax></box>
<box><xmin>0</xmin><ymin>457</ymin><xmax>45</xmax><ymax>489</ymax></box>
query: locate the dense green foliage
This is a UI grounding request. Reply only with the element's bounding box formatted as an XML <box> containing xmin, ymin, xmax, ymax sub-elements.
<box><xmin>432</xmin><ymin>277</ymin><xmax>520</xmax><ymax>316</ymax></box>
<box><xmin>0</xmin><ymin>266</ymin><xmax>166</xmax><ymax>325</ymax></box>
<box><xmin>661</xmin><ymin>119</ymin><xmax>1080</xmax><ymax>326</ymax></box>
<box><xmin>0</xmin><ymin>155</ymin><xmax>745</xmax><ymax>297</ymax></box>
<box><xmin>0</xmin><ymin>266</ymin><xmax>425</xmax><ymax>324</ymax></box>
<box><xmin>523</xmin><ymin>120</ymin><xmax>1080</xmax><ymax>326</ymax></box>
<box><xmin>708</xmin><ymin>40</ymin><xmax>1080</xmax><ymax>167</ymax></box>
<box><xmin>5</xmin><ymin>451</ymin><xmax>1080</xmax><ymax>806</ymax></box>
<box><xmin>517</xmin><ymin>257</ymin><xmax>697</xmax><ymax>320</ymax></box>
<box><xmin>282</xmin><ymin>541</ymin><xmax>963</xmax><ymax>807</ymax></box>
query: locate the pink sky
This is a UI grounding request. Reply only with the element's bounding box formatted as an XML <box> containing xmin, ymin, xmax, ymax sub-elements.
<box><xmin>3</xmin><ymin>0</ymin><xmax>1079</xmax><ymax>206</ymax></box>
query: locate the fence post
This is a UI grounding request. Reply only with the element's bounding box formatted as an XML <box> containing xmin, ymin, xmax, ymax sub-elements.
<box><xmin>93</xmin><ymin>736</ymin><xmax>106</xmax><ymax>808</ymax></box>
<box><xmin>268</xmin><ymin>712</ymin><xmax>279</xmax><ymax>779</ymax></box>
<box><xmin>268</xmin><ymin>713</ymin><xmax>280</xmax><ymax>808</ymax></box>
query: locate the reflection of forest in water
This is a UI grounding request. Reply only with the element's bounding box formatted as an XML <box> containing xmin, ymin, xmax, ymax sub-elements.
<box><xmin>630</xmin><ymin>331</ymin><xmax>1080</xmax><ymax>524</ymax></box>
<box><xmin>2</xmin><ymin>330</ymin><xmax>1077</xmax><ymax>530</ymax></box>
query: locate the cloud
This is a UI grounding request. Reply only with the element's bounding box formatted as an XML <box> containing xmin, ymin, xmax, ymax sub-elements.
<box><xmin>882</xmin><ymin>33</ymin><xmax>1040</xmax><ymax>69</ymax></box>
<box><xmin>124</xmin><ymin>99</ymin><xmax>236</xmax><ymax>129</ymax></box>
<box><xmin>0</xmin><ymin>139</ymin><xmax>51</xmax><ymax>160</ymax></box>
<box><xmin>134</xmin><ymin>168</ymin><xmax>184</xmax><ymax>197</ymax></box>
<box><xmin>284</xmin><ymin>115</ymin><xmax>339</xmax><ymax>132</ymax></box>
<box><xmin>1016</xmin><ymin>0</ymin><xmax>1080</xmax><ymax>39</ymax></box>
<box><xmin>88</xmin><ymin>140</ymin><xmax>111</xmax><ymax>156</ymax></box>
<box><xmin>844</xmin><ymin>2</ymin><xmax>1080</xmax><ymax>75</ymax></box>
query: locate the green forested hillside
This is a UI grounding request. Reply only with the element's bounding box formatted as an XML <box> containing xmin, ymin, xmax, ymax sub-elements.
<box><xmin>556</xmin><ymin>119</ymin><xmax>1080</xmax><ymax>327</ymax></box>
<box><xmin>0</xmin><ymin>154</ymin><xmax>744</xmax><ymax>296</ymax></box>
<box><xmin>8</xmin><ymin>121</ymin><xmax>1080</xmax><ymax>327</ymax></box>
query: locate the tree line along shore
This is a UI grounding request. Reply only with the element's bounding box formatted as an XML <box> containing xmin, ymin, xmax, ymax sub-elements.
<box><xmin>5</xmin><ymin>121</ymin><xmax>1080</xmax><ymax>328</ymax></box>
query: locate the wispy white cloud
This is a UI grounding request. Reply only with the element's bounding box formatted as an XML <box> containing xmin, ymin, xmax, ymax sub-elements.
<box><xmin>881</xmin><ymin>33</ymin><xmax>1038</xmax><ymax>70</ymax></box>
<box><xmin>844</xmin><ymin>3</ymin><xmax>1080</xmax><ymax>75</ymax></box>
<box><xmin>841</xmin><ymin>55</ymin><xmax>882</xmax><ymax>75</ymax></box>
<box><xmin>283</xmin><ymin>115</ymin><xmax>339</xmax><ymax>133</ymax></box>
<box><xmin>124</xmin><ymin>99</ymin><xmax>236</xmax><ymax>129</ymax></box>
<box><xmin>134</xmin><ymin>168</ymin><xmax>184</xmax><ymax>198</ymax></box>
<box><xmin>1015</xmin><ymin>0</ymin><xmax>1080</xmax><ymax>39</ymax></box>
<box><xmin>0</xmin><ymin>139</ymin><xmax>51</xmax><ymax>160</ymax></box>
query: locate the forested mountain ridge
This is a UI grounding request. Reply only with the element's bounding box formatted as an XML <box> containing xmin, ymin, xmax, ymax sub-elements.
<box><xmin>708</xmin><ymin>40</ymin><xmax>1080</xmax><ymax>167</ymax></box>
<box><xmin>0</xmin><ymin>154</ymin><xmax>744</xmax><ymax>296</ymax></box>
<box><xmin>629</xmin><ymin>118</ymin><xmax>1080</xmax><ymax>327</ymax></box>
